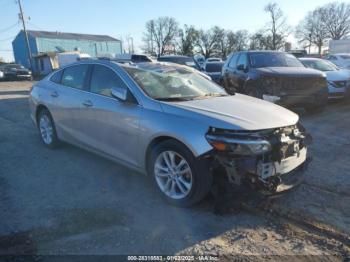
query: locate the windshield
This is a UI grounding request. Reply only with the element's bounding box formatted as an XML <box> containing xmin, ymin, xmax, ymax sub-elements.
<box><xmin>124</xmin><ymin>66</ymin><xmax>227</xmax><ymax>101</ymax></box>
<box><xmin>249</xmin><ymin>52</ymin><xmax>305</xmax><ymax>68</ymax></box>
<box><xmin>302</xmin><ymin>59</ymin><xmax>338</xmax><ymax>71</ymax></box>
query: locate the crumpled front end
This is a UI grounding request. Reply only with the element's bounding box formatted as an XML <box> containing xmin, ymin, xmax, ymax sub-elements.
<box><xmin>205</xmin><ymin>123</ymin><xmax>312</xmax><ymax>194</ymax></box>
<box><xmin>259</xmin><ymin>75</ymin><xmax>328</xmax><ymax>108</ymax></box>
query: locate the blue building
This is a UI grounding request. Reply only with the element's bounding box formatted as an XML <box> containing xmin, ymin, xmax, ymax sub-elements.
<box><xmin>12</xmin><ymin>30</ymin><xmax>122</xmax><ymax>71</ymax></box>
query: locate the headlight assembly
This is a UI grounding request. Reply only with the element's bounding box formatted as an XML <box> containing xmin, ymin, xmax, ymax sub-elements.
<box><xmin>205</xmin><ymin>133</ymin><xmax>271</xmax><ymax>155</ymax></box>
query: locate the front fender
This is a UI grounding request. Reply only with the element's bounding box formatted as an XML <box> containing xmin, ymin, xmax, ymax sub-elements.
<box><xmin>137</xmin><ymin>109</ymin><xmax>213</xmax><ymax>171</ymax></box>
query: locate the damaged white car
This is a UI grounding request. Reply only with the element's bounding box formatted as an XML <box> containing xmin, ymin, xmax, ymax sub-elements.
<box><xmin>29</xmin><ymin>60</ymin><xmax>312</xmax><ymax>207</ymax></box>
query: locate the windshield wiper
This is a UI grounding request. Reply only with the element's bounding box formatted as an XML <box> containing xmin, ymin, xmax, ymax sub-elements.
<box><xmin>155</xmin><ymin>96</ymin><xmax>196</xmax><ymax>102</ymax></box>
<box><xmin>194</xmin><ymin>93</ymin><xmax>230</xmax><ymax>99</ymax></box>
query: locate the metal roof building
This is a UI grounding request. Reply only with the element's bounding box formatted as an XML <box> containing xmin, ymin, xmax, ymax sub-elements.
<box><xmin>12</xmin><ymin>30</ymin><xmax>122</xmax><ymax>70</ymax></box>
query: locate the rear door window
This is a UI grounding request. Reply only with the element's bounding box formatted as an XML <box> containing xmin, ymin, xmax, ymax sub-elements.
<box><xmin>61</xmin><ymin>65</ymin><xmax>89</xmax><ymax>90</ymax></box>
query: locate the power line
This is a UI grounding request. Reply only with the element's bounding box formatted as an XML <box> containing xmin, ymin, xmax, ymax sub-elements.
<box><xmin>0</xmin><ymin>35</ymin><xmax>16</xmax><ymax>41</ymax></box>
<box><xmin>0</xmin><ymin>21</ymin><xmax>19</xmax><ymax>33</ymax></box>
<box><xmin>27</xmin><ymin>21</ymin><xmax>43</xmax><ymax>31</ymax></box>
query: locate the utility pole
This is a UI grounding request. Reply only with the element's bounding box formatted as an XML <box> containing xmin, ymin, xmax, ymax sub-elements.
<box><xmin>17</xmin><ymin>0</ymin><xmax>33</xmax><ymax>70</ymax></box>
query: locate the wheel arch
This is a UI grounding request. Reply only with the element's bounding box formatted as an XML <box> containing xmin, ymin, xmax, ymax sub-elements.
<box><xmin>144</xmin><ymin>135</ymin><xmax>203</xmax><ymax>176</ymax></box>
<box><xmin>35</xmin><ymin>104</ymin><xmax>50</xmax><ymax>125</ymax></box>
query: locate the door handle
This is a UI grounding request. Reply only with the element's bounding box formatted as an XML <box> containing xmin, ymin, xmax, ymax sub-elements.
<box><xmin>51</xmin><ymin>91</ymin><xmax>59</xmax><ymax>98</ymax></box>
<box><xmin>82</xmin><ymin>100</ymin><xmax>93</xmax><ymax>107</ymax></box>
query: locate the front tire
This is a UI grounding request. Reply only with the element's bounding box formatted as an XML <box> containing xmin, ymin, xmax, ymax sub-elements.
<box><xmin>37</xmin><ymin>109</ymin><xmax>59</xmax><ymax>148</ymax></box>
<box><xmin>148</xmin><ymin>140</ymin><xmax>212</xmax><ymax>207</ymax></box>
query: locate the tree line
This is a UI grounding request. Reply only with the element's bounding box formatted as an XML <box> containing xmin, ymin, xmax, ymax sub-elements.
<box><xmin>142</xmin><ymin>1</ymin><xmax>350</xmax><ymax>58</ymax></box>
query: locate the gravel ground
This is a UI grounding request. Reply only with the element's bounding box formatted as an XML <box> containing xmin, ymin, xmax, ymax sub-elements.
<box><xmin>0</xmin><ymin>81</ymin><xmax>349</xmax><ymax>261</ymax></box>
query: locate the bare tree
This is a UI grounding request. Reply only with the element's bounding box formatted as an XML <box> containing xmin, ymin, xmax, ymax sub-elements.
<box><xmin>176</xmin><ymin>25</ymin><xmax>198</xmax><ymax>56</ymax></box>
<box><xmin>249</xmin><ymin>31</ymin><xmax>270</xmax><ymax>50</ymax></box>
<box><xmin>216</xmin><ymin>29</ymin><xmax>249</xmax><ymax>59</ymax></box>
<box><xmin>264</xmin><ymin>2</ymin><xmax>290</xmax><ymax>50</ymax></box>
<box><xmin>296</xmin><ymin>9</ymin><xmax>328</xmax><ymax>54</ymax></box>
<box><xmin>234</xmin><ymin>30</ymin><xmax>249</xmax><ymax>51</ymax></box>
<box><xmin>194</xmin><ymin>27</ymin><xmax>222</xmax><ymax>58</ymax></box>
<box><xmin>143</xmin><ymin>17</ymin><xmax>179</xmax><ymax>57</ymax></box>
<box><xmin>319</xmin><ymin>2</ymin><xmax>350</xmax><ymax>40</ymax></box>
<box><xmin>213</xmin><ymin>27</ymin><xmax>228</xmax><ymax>58</ymax></box>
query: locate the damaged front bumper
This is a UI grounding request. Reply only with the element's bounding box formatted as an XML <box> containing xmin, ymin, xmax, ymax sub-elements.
<box><xmin>206</xmin><ymin>124</ymin><xmax>312</xmax><ymax>195</ymax></box>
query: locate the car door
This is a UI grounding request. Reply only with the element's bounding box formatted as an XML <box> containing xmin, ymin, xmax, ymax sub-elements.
<box><xmin>77</xmin><ymin>64</ymin><xmax>141</xmax><ymax>167</ymax></box>
<box><xmin>222</xmin><ymin>53</ymin><xmax>239</xmax><ymax>93</ymax></box>
<box><xmin>49</xmin><ymin>64</ymin><xmax>90</xmax><ymax>144</ymax></box>
<box><xmin>235</xmin><ymin>52</ymin><xmax>249</xmax><ymax>92</ymax></box>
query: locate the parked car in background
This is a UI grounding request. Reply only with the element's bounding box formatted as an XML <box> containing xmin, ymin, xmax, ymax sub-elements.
<box><xmin>288</xmin><ymin>50</ymin><xmax>307</xmax><ymax>58</ymax></box>
<box><xmin>0</xmin><ymin>69</ymin><xmax>4</xmax><ymax>80</ymax></box>
<box><xmin>300</xmin><ymin>58</ymin><xmax>350</xmax><ymax>99</ymax></box>
<box><xmin>221</xmin><ymin>51</ymin><xmax>328</xmax><ymax>112</ymax></box>
<box><xmin>325</xmin><ymin>53</ymin><xmax>350</xmax><ymax>70</ymax></box>
<box><xmin>206</xmin><ymin>57</ymin><xmax>222</xmax><ymax>63</ymax></box>
<box><xmin>204</xmin><ymin>62</ymin><xmax>224</xmax><ymax>84</ymax></box>
<box><xmin>2</xmin><ymin>64</ymin><xmax>32</xmax><ymax>81</ymax></box>
<box><xmin>158</xmin><ymin>55</ymin><xmax>201</xmax><ymax>70</ymax></box>
<box><xmin>29</xmin><ymin>60</ymin><xmax>311</xmax><ymax>206</ymax></box>
<box><xmin>114</xmin><ymin>53</ymin><xmax>153</xmax><ymax>63</ymax></box>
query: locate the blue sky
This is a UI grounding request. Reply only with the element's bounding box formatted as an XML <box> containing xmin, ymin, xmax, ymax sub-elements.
<box><xmin>0</xmin><ymin>0</ymin><xmax>337</xmax><ymax>61</ymax></box>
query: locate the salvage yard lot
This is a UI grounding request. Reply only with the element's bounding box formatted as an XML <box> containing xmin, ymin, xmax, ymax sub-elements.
<box><xmin>0</xmin><ymin>81</ymin><xmax>349</xmax><ymax>259</ymax></box>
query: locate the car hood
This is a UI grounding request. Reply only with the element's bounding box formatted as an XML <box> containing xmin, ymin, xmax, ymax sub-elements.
<box><xmin>256</xmin><ymin>67</ymin><xmax>325</xmax><ymax>77</ymax></box>
<box><xmin>161</xmin><ymin>94</ymin><xmax>299</xmax><ymax>131</ymax></box>
<box><xmin>325</xmin><ymin>69</ymin><xmax>350</xmax><ymax>81</ymax></box>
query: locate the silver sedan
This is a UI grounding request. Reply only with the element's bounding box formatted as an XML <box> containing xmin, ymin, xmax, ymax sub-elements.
<box><xmin>29</xmin><ymin>60</ymin><xmax>311</xmax><ymax>206</ymax></box>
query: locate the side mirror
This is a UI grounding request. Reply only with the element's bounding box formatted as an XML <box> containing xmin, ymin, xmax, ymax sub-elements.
<box><xmin>111</xmin><ymin>86</ymin><xmax>128</xmax><ymax>101</ymax></box>
<box><xmin>237</xmin><ymin>64</ymin><xmax>246</xmax><ymax>71</ymax></box>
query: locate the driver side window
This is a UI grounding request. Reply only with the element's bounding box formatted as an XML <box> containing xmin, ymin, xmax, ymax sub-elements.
<box><xmin>90</xmin><ymin>65</ymin><xmax>128</xmax><ymax>97</ymax></box>
<box><xmin>237</xmin><ymin>53</ymin><xmax>248</xmax><ymax>69</ymax></box>
<box><xmin>228</xmin><ymin>53</ymin><xmax>238</xmax><ymax>69</ymax></box>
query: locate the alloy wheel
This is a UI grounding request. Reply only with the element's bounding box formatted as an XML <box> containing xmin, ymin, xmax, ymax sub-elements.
<box><xmin>39</xmin><ymin>114</ymin><xmax>53</xmax><ymax>145</ymax></box>
<box><xmin>154</xmin><ymin>151</ymin><xmax>193</xmax><ymax>200</ymax></box>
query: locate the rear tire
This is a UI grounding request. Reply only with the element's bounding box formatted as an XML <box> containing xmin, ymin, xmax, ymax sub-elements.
<box><xmin>148</xmin><ymin>140</ymin><xmax>213</xmax><ymax>207</ymax></box>
<box><xmin>37</xmin><ymin>109</ymin><xmax>60</xmax><ymax>148</ymax></box>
